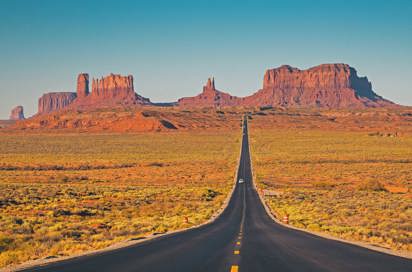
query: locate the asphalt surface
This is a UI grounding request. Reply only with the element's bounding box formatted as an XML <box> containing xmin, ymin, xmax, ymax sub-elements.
<box><xmin>26</xmin><ymin>118</ymin><xmax>412</xmax><ymax>272</ymax></box>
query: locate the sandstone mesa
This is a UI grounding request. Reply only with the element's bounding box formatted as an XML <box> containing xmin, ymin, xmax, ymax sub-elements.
<box><xmin>178</xmin><ymin>77</ymin><xmax>242</xmax><ymax>107</ymax></box>
<box><xmin>37</xmin><ymin>73</ymin><xmax>151</xmax><ymax>114</ymax></box>
<box><xmin>33</xmin><ymin>63</ymin><xmax>395</xmax><ymax>116</ymax></box>
<box><xmin>3</xmin><ymin>63</ymin><xmax>404</xmax><ymax>132</ymax></box>
<box><xmin>179</xmin><ymin>64</ymin><xmax>393</xmax><ymax>108</ymax></box>
<box><xmin>242</xmin><ymin>64</ymin><xmax>392</xmax><ymax>108</ymax></box>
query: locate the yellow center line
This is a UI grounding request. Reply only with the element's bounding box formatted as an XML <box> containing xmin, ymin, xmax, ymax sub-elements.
<box><xmin>230</xmin><ymin>265</ymin><xmax>239</xmax><ymax>272</ymax></box>
<box><xmin>234</xmin><ymin>250</ymin><xmax>240</xmax><ymax>255</ymax></box>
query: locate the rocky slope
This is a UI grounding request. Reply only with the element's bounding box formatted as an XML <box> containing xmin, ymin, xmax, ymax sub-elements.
<box><xmin>10</xmin><ymin>107</ymin><xmax>244</xmax><ymax>132</ymax></box>
<box><xmin>9</xmin><ymin>106</ymin><xmax>25</xmax><ymax>120</ymax></box>
<box><xmin>178</xmin><ymin>78</ymin><xmax>241</xmax><ymax>107</ymax></box>
<box><xmin>14</xmin><ymin>110</ymin><xmax>170</xmax><ymax>132</ymax></box>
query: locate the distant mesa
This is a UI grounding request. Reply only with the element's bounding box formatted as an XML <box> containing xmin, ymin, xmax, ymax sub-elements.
<box><xmin>89</xmin><ymin>74</ymin><xmax>149</xmax><ymax>105</ymax></box>
<box><xmin>91</xmin><ymin>74</ymin><xmax>133</xmax><ymax>101</ymax></box>
<box><xmin>6</xmin><ymin>63</ymin><xmax>405</xmax><ymax>132</ymax></box>
<box><xmin>36</xmin><ymin>73</ymin><xmax>151</xmax><ymax>115</ymax></box>
<box><xmin>176</xmin><ymin>64</ymin><xmax>393</xmax><ymax>109</ymax></box>
<box><xmin>31</xmin><ymin>63</ymin><xmax>398</xmax><ymax>116</ymax></box>
<box><xmin>241</xmin><ymin>63</ymin><xmax>393</xmax><ymax>108</ymax></box>
<box><xmin>10</xmin><ymin>105</ymin><xmax>25</xmax><ymax>120</ymax></box>
<box><xmin>178</xmin><ymin>77</ymin><xmax>241</xmax><ymax>107</ymax></box>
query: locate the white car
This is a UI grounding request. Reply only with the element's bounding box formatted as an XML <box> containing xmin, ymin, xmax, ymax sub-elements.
<box><xmin>238</xmin><ymin>178</ymin><xmax>245</xmax><ymax>184</ymax></box>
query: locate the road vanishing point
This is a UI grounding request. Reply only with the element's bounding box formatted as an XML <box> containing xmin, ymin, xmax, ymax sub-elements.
<box><xmin>26</xmin><ymin>118</ymin><xmax>412</xmax><ymax>272</ymax></box>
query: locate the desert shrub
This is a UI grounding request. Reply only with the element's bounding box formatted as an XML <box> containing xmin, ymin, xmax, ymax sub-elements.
<box><xmin>53</xmin><ymin>209</ymin><xmax>72</xmax><ymax>217</ymax></box>
<box><xmin>202</xmin><ymin>189</ymin><xmax>219</xmax><ymax>201</ymax></box>
<box><xmin>76</xmin><ymin>209</ymin><xmax>96</xmax><ymax>217</ymax></box>
<box><xmin>358</xmin><ymin>181</ymin><xmax>387</xmax><ymax>192</ymax></box>
<box><xmin>13</xmin><ymin>218</ymin><xmax>24</xmax><ymax>225</ymax></box>
<box><xmin>63</xmin><ymin>231</ymin><xmax>82</xmax><ymax>239</ymax></box>
<box><xmin>147</xmin><ymin>162</ymin><xmax>164</xmax><ymax>167</ymax></box>
<box><xmin>62</xmin><ymin>176</ymin><xmax>70</xmax><ymax>182</ymax></box>
<box><xmin>313</xmin><ymin>182</ymin><xmax>335</xmax><ymax>189</ymax></box>
<box><xmin>0</xmin><ymin>236</ymin><xmax>14</xmax><ymax>251</ymax></box>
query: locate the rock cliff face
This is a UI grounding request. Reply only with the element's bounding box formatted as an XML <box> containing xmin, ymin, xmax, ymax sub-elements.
<box><xmin>91</xmin><ymin>74</ymin><xmax>136</xmax><ymax>102</ymax></box>
<box><xmin>242</xmin><ymin>64</ymin><xmax>393</xmax><ymax>108</ymax></box>
<box><xmin>77</xmin><ymin>73</ymin><xmax>150</xmax><ymax>106</ymax></box>
<box><xmin>38</xmin><ymin>92</ymin><xmax>77</xmax><ymax>114</ymax></box>
<box><xmin>177</xmin><ymin>64</ymin><xmax>393</xmax><ymax>108</ymax></box>
<box><xmin>37</xmin><ymin>73</ymin><xmax>151</xmax><ymax>114</ymax></box>
<box><xmin>178</xmin><ymin>78</ymin><xmax>241</xmax><ymax>107</ymax></box>
<box><xmin>77</xmin><ymin>73</ymin><xmax>89</xmax><ymax>98</ymax></box>
<box><xmin>10</xmin><ymin>106</ymin><xmax>25</xmax><ymax>120</ymax></box>
<box><xmin>33</xmin><ymin>64</ymin><xmax>395</xmax><ymax>115</ymax></box>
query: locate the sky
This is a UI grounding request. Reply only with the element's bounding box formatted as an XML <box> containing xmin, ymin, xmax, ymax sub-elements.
<box><xmin>0</xmin><ymin>0</ymin><xmax>411</xmax><ymax>118</ymax></box>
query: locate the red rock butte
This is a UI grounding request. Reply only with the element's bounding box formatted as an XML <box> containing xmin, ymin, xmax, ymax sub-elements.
<box><xmin>37</xmin><ymin>73</ymin><xmax>151</xmax><ymax>114</ymax></box>
<box><xmin>178</xmin><ymin>77</ymin><xmax>241</xmax><ymax>107</ymax></box>
<box><xmin>91</xmin><ymin>74</ymin><xmax>135</xmax><ymax>101</ymax></box>
<box><xmin>178</xmin><ymin>64</ymin><xmax>394</xmax><ymax>109</ymax></box>
<box><xmin>241</xmin><ymin>64</ymin><xmax>393</xmax><ymax>108</ymax></box>
<box><xmin>34</xmin><ymin>63</ymin><xmax>397</xmax><ymax>115</ymax></box>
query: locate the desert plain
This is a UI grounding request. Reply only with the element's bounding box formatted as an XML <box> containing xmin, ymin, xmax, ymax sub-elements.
<box><xmin>1</xmin><ymin>64</ymin><xmax>412</xmax><ymax>269</ymax></box>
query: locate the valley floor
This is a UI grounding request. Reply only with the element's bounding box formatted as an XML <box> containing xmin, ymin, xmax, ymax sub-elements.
<box><xmin>0</xmin><ymin>131</ymin><xmax>239</xmax><ymax>268</ymax></box>
<box><xmin>249</xmin><ymin>119</ymin><xmax>412</xmax><ymax>253</ymax></box>
<box><xmin>1</xmin><ymin>107</ymin><xmax>412</xmax><ymax>268</ymax></box>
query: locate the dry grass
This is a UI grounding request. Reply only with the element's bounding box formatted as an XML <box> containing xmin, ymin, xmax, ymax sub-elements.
<box><xmin>249</xmin><ymin>126</ymin><xmax>412</xmax><ymax>252</ymax></box>
<box><xmin>0</xmin><ymin>131</ymin><xmax>239</xmax><ymax>268</ymax></box>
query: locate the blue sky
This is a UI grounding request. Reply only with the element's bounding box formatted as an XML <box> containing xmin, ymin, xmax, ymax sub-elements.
<box><xmin>1</xmin><ymin>0</ymin><xmax>411</xmax><ymax>118</ymax></box>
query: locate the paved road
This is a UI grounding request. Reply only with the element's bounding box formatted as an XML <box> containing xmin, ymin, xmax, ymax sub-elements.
<box><xmin>26</xmin><ymin>118</ymin><xmax>412</xmax><ymax>272</ymax></box>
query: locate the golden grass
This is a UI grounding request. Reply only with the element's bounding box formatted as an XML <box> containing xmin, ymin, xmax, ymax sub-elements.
<box><xmin>0</xmin><ymin>131</ymin><xmax>239</xmax><ymax>268</ymax></box>
<box><xmin>249</xmin><ymin>126</ymin><xmax>412</xmax><ymax>252</ymax></box>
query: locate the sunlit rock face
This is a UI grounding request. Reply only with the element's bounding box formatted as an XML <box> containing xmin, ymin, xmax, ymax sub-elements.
<box><xmin>178</xmin><ymin>77</ymin><xmax>242</xmax><ymax>107</ymax></box>
<box><xmin>242</xmin><ymin>64</ymin><xmax>393</xmax><ymax>108</ymax></box>
<box><xmin>37</xmin><ymin>73</ymin><xmax>151</xmax><ymax>114</ymax></box>
<box><xmin>178</xmin><ymin>64</ymin><xmax>393</xmax><ymax>109</ymax></box>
